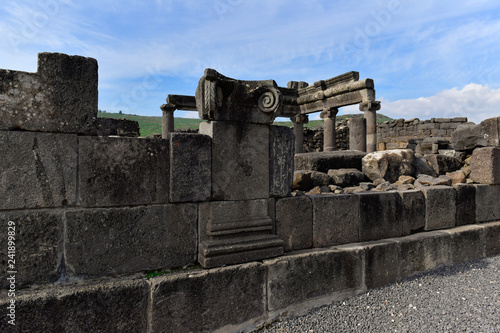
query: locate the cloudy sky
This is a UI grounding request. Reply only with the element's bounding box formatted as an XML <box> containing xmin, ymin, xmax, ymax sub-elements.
<box><xmin>1</xmin><ymin>0</ymin><xmax>500</xmax><ymax>123</ymax></box>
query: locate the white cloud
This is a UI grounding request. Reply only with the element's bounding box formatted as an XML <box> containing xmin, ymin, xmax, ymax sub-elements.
<box><xmin>379</xmin><ymin>83</ymin><xmax>500</xmax><ymax>124</ymax></box>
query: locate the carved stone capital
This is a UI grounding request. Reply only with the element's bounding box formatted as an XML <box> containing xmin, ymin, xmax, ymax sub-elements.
<box><xmin>291</xmin><ymin>114</ymin><xmax>309</xmax><ymax>124</ymax></box>
<box><xmin>320</xmin><ymin>107</ymin><xmax>338</xmax><ymax>119</ymax></box>
<box><xmin>359</xmin><ymin>101</ymin><xmax>381</xmax><ymax>112</ymax></box>
<box><xmin>160</xmin><ymin>104</ymin><xmax>176</xmax><ymax>113</ymax></box>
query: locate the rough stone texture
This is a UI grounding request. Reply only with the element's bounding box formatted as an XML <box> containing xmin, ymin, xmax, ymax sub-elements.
<box><xmin>328</xmin><ymin>168</ymin><xmax>365</xmax><ymax>187</ymax></box>
<box><xmin>362</xmin><ymin>240</ymin><xmax>399</xmax><ymax>289</ymax></box>
<box><xmin>413</xmin><ymin>152</ymin><xmax>438</xmax><ymax>177</ymax></box>
<box><xmin>443</xmin><ymin>225</ymin><xmax>485</xmax><ymax>265</ymax></box>
<box><xmin>451</xmin><ymin>117</ymin><xmax>500</xmax><ymax>150</ymax></box>
<box><xmin>0</xmin><ymin>131</ymin><xmax>77</xmax><ymax>210</ymax></box>
<box><xmin>358</xmin><ymin>192</ymin><xmax>403</xmax><ymax>241</ymax></box>
<box><xmin>0</xmin><ymin>52</ymin><xmax>98</xmax><ymax>134</ymax></box>
<box><xmin>421</xmin><ymin>186</ymin><xmax>456</xmax><ymax>230</ymax></box>
<box><xmin>475</xmin><ymin>185</ymin><xmax>500</xmax><ymax>222</ymax></box>
<box><xmin>198</xmin><ymin>199</ymin><xmax>283</xmax><ymax>268</ymax></box>
<box><xmin>310</xmin><ymin>171</ymin><xmax>331</xmax><ymax>187</ymax></box>
<box><xmin>446</xmin><ymin>170</ymin><xmax>467</xmax><ymax>185</ymax></box>
<box><xmin>424</xmin><ymin>154</ymin><xmax>461</xmax><ymax>175</ymax></box>
<box><xmin>470</xmin><ymin>147</ymin><xmax>500</xmax><ymax>184</ymax></box>
<box><xmin>0</xmin><ymin>279</ymin><xmax>149</xmax><ymax>333</ymax></box>
<box><xmin>349</xmin><ymin>117</ymin><xmax>366</xmax><ymax>151</ymax></box>
<box><xmin>484</xmin><ymin>222</ymin><xmax>500</xmax><ymax>256</ymax></box>
<box><xmin>169</xmin><ymin>133</ymin><xmax>211</xmax><ymax>202</ymax></box>
<box><xmin>295</xmin><ymin>150</ymin><xmax>366</xmax><ymax>173</ymax></box>
<box><xmin>0</xmin><ymin>210</ymin><xmax>63</xmax><ymax>289</ymax></box>
<box><xmin>454</xmin><ymin>183</ymin><xmax>476</xmax><ymax>226</ymax></box>
<box><xmin>65</xmin><ymin>204</ymin><xmax>197</xmax><ymax>276</ymax></box>
<box><xmin>200</xmin><ymin>121</ymin><xmax>269</xmax><ymax>200</ymax></box>
<box><xmin>151</xmin><ymin>262</ymin><xmax>266</xmax><ymax>333</ymax></box>
<box><xmin>310</xmin><ymin>194</ymin><xmax>360</xmax><ymax>247</ymax></box>
<box><xmin>362</xmin><ymin>149</ymin><xmax>415</xmax><ymax>183</ymax></box>
<box><xmin>275</xmin><ymin>197</ymin><xmax>313</xmax><ymax>252</ymax></box>
<box><xmin>265</xmin><ymin>248</ymin><xmax>364</xmax><ymax>313</ymax></box>
<box><xmin>417</xmin><ymin>174</ymin><xmax>452</xmax><ymax>186</ymax></box>
<box><xmin>269</xmin><ymin>125</ymin><xmax>295</xmax><ymax>197</ymax></box>
<box><xmin>95</xmin><ymin>117</ymin><xmax>140</xmax><ymax>137</ymax></box>
<box><xmin>398</xmin><ymin>190</ymin><xmax>426</xmax><ymax>235</ymax></box>
<box><xmin>292</xmin><ymin>170</ymin><xmax>314</xmax><ymax>191</ymax></box>
<box><xmin>78</xmin><ymin>136</ymin><xmax>170</xmax><ymax>207</ymax></box>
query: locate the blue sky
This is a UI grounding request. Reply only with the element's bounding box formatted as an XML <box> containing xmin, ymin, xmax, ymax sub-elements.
<box><xmin>1</xmin><ymin>0</ymin><xmax>500</xmax><ymax>123</ymax></box>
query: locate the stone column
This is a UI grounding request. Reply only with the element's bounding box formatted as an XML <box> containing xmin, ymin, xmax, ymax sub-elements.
<box><xmin>349</xmin><ymin>117</ymin><xmax>366</xmax><ymax>151</ymax></box>
<box><xmin>160</xmin><ymin>104</ymin><xmax>175</xmax><ymax>139</ymax></box>
<box><xmin>320</xmin><ymin>108</ymin><xmax>338</xmax><ymax>152</ymax></box>
<box><xmin>291</xmin><ymin>114</ymin><xmax>309</xmax><ymax>154</ymax></box>
<box><xmin>360</xmin><ymin>102</ymin><xmax>381</xmax><ymax>153</ymax></box>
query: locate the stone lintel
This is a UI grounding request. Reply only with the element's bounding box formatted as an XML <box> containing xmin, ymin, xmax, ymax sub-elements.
<box><xmin>165</xmin><ymin>94</ymin><xmax>197</xmax><ymax>111</ymax></box>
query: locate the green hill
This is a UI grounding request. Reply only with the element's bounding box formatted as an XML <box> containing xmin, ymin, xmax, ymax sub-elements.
<box><xmin>97</xmin><ymin>111</ymin><xmax>393</xmax><ymax>137</ymax></box>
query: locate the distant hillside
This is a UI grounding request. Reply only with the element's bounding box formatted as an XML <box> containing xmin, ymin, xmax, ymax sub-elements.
<box><xmin>98</xmin><ymin>111</ymin><xmax>393</xmax><ymax>137</ymax></box>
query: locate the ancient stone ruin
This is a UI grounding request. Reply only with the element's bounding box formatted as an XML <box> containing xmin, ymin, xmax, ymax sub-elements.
<box><xmin>0</xmin><ymin>53</ymin><xmax>499</xmax><ymax>332</ymax></box>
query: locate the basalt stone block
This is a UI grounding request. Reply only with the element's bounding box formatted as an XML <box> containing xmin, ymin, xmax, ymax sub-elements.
<box><xmin>269</xmin><ymin>126</ymin><xmax>295</xmax><ymax>197</ymax></box>
<box><xmin>452</xmin><ymin>117</ymin><xmax>500</xmax><ymax>150</ymax></box>
<box><xmin>310</xmin><ymin>194</ymin><xmax>360</xmax><ymax>247</ymax></box>
<box><xmin>443</xmin><ymin>225</ymin><xmax>485</xmax><ymax>264</ymax></box>
<box><xmin>398</xmin><ymin>190</ymin><xmax>425</xmax><ymax>235</ymax></box>
<box><xmin>151</xmin><ymin>262</ymin><xmax>266</xmax><ymax>333</ymax></box>
<box><xmin>95</xmin><ymin>117</ymin><xmax>140</xmax><ymax>137</ymax></box>
<box><xmin>362</xmin><ymin>149</ymin><xmax>415</xmax><ymax>183</ymax></box>
<box><xmin>424</xmin><ymin>154</ymin><xmax>461</xmax><ymax>175</ymax></box>
<box><xmin>65</xmin><ymin>204</ymin><xmax>197</xmax><ymax>276</ymax></box>
<box><xmin>78</xmin><ymin>136</ymin><xmax>170</xmax><ymax>207</ymax></box>
<box><xmin>421</xmin><ymin>186</ymin><xmax>456</xmax><ymax>230</ymax></box>
<box><xmin>470</xmin><ymin>147</ymin><xmax>500</xmax><ymax>184</ymax></box>
<box><xmin>295</xmin><ymin>150</ymin><xmax>366</xmax><ymax>173</ymax></box>
<box><xmin>200</xmin><ymin>121</ymin><xmax>269</xmax><ymax>200</ymax></box>
<box><xmin>0</xmin><ymin>52</ymin><xmax>98</xmax><ymax>134</ymax></box>
<box><xmin>362</xmin><ymin>240</ymin><xmax>399</xmax><ymax>289</ymax></box>
<box><xmin>359</xmin><ymin>191</ymin><xmax>403</xmax><ymax>241</ymax></box>
<box><xmin>0</xmin><ymin>210</ymin><xmax>63</xmax><ymax>289</ymax></box>
<box><xmin>169</xmin><ymin>133</ymin><xmax>211</xmax><ymax>202</ymax></box>
<box><xmin>454</xmin><ymin>184</ymin><xmax>476</xmax><ymax>226</ymax></box>
<box><xmin>275</xmin><ymin>196</ymin><xmax>313</xmax><ymax>252</ymax></box>
<box><xmin>328</xmin><ymin>168</ymin><xmax>365</xmax><ymax>187</ymax></box>
<box><xmin>0</xmin><ymin>131</ymin><xmax>77</xmax><ymax>210</ymax></box>
<box><xmin>0</xmin><ymin>279</ymin><xmax>148</xmax><ymax>333</ymax></box>
<box><xmin>475</xmin><ymin>184</ymin><xmax>500</xmax><ymax>222</ymax></box>
<box><xmin>265</xmin><ymin>248</ymin><xmax>363</xmax><ymax>313</ymax></box>
<box><xmin>484</xmin><ymin>222</ymin><xmax>500</xmax><ymax>256</ymax></box>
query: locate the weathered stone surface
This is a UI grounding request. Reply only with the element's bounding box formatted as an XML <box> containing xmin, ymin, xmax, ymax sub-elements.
<box><xmin>310</xmin><ymin>194</ymin><xmax>360</xmax><ymax>246</ymax></box>
<box><xmin>275</xmin><ymin>197</ymin><xmax>313</xmax><ymax>252</ymax></box>
<box><xmin>0</xmin><ymin>52</ymin><xmax>98</xmax><ymax>134</ymax></box>
<box><xmin>359</xmin><ymin>192</ymin><xmax>402</xmax><ymax>241</ymax></box>
<box><xmin>0</xmin><ymin>210</ymin><xmax>63</xmax><ymax>289</ymax></box>
<box><xmin>454</xmin><ymin>183</ymin><xmax>476</xmax><ymax>226</ymax></box>
<box><xmin>65</xmin><ymin>204</ymin><xmax>197</xmax><ymax>276</ymax></box>
<box><xmin>446</xmin><ymin>170</ymin><xmax>467</xmax><ymax>185</ymax></box>
<box><xmin>451</xmin><ymin>117</ymin><xmax>500</xmax><ymax>150</ymax></box>
<box><xmin>413</xmin><ymin>152</ymin><xmax>438</xmax><ymax>177</ymax></box>
<box><xmin>362</xmin><ymin>149</ymin><xmax>415</xmax><ymax>183</ymax></box>
<box><xmin>265</xmin><ymin>248</ymin><xmax>363</xmax><ymax>313</ymax></box>
<box><xmin>292</xmin><ymin>170</ymin><xmax>314</xmax><ymax>191</ymax></box>
<box><xmin>349</xmin><ymin>117</ymin><xmax>366</xmax><ymax>151</ymax></box>
<box><xmin>269</xmin><ymin>125</ymin><xmax>295</xmax><ymax>197</ymax></box>
<box><xmin>151</xmin><ymin>262</ymin><xmax>266</xmax><ymax>333</ymax></box>
<box><xmin>470</xmin><ymin>147</ymin><xmax>500</xmax><ymax>184</ymax></box>
<box><xmin>78</xmin><ymin>136</ymin><xmax>170</xmax><ymax>207</ymax></box>
<box><xmin>417</xmin><ymin>174</ymin><xmax>452</xmax><ymax>186</ymax></box>
<box><xmin>424</xmin><ymin>154</ymin><xmax>461</xmax><ymax>175</ymax></box>
<box><xmin>398</xmin><ymin>190</ymin><xmax>425</xmax><ymax>235</ymax></box>
<box><xmin>95</xmin><ymin>117</ymin><xmax>140</xmax><ymax>137</ymax></box>
<box><xmin>362</xmin><ymin>240</ymin><xmax>399</xmax><ymax>289</ymax></box>
<box><xmin>421</xmin><ymin>186</ymin><xmax>456</xmax><ymax>230</ymax></box>
<box><xmin>198</xmin><ymin>200</ymin><xmax>283</xmax><ymax>268</ymax></box>
<box><xmin>484</xmin><ymin>222</ymin><xmax>500</xmax><ymax>256</ymax></box>
<box><xmin>0</xmin><ymin>131</ymin><xmax>77</xmax><ymax>210</ymax></box>
<box><xmin>475</xmin><ymin>185</ymin><xmax>500</xmax><ymax>222</ymax></box>
<box><xmin>311</xmin><ymin>171</ymin><xmax>331</xmax><ymax>187</ymax></box>
<box><xmin>200</xmin><ymin>121</ymin><xmax>269</xmax><ymax>200</ymax></box>
<box><xmin>443</xmin><ymin>225</ymin><xmax>485</xmax><ymax>264</ymax></box>
<box><xmin>169</xmin><ymin>133</ymin><xmax>211</xmax><ymax>202</ymax></box>
<box><xmin>328</xmin><ymin>168</ymin><xmax>365</xmax><ymax>187</ymax></box>
<box><xmin>395</xmin><ymin>175</ymin><xmax>415</xmax><ymax>185</ymax></box>
<box><xmin>0</xmin><ymin>278</ymin><xmax>149</xmax><ymax>332</ymax></box>
<box><xmin>295</xmin><ymin>150</ymin><xmax>366</xmax><ymax>173</ymax></box>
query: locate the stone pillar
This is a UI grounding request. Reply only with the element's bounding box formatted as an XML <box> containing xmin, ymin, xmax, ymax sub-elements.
<box><xmin>291</xmin><ymin>114</ymin><xmax>309</xmax><ymax>154</ymax></box>
<box><xmin>160</xmin><ymin>104</ymin><xmax>175</xmax><ymax>139</ymax></box>
<box><xmin>349</xmin><ymin>117</ymin><xmax>366</xmax><ymax>151</ymax></box>
<box><xmin>320</xmin><ymin>108</ymin><xmax>338</xmax><ymax>152</ymax></box>
<box><xmin>360</xmin><ymin>101</ymin><xmax>381</xmax><ymax>153</ymax></box>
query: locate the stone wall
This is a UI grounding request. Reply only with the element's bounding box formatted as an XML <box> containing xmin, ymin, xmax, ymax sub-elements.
<box><xmin>301</xmin><ymin>120</ymin><xmax>349</xmax><ymax>152</ymax></box>
<box><xmin>0</xmin><ymin>53</ymin><xmax>499</xmax><ymax>333</ymax></box>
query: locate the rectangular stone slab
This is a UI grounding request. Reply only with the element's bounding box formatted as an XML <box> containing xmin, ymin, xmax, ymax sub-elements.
<box><xmin>269</xmin><ymin>125</ymin><xmax>295</xmax><ymax>197</ymax></box>
<box><xmin>275</xmin><ymin>196</ymin><xmax>313</xmax><ymax>252</ymax></box>
<box><xmin>421</xmin><ymin>186</ymin><xmax>456</xmax><ymax>230</ymax></box>
<box><xmin>295</xmin><ymin>150</ymin><xmax>366</xmax><ymax>173</ymax></box>
<box><xmin>358</xmin><ymin>191</ymin><xmax>403</xmax><ymax>241</ymax></box>
<box><xmin>0</xmin><ymin>131</ymin><xmax>77</xmax><ymax>210</ymax></box>
<box><xmin>475</xmin><ymin>184</ymin><xmax>500</xmax><ymax>222</ymax></box>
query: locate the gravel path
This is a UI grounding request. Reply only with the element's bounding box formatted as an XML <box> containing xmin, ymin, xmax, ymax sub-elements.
<box><xmin>257</xmin><ymin>254</ymin><xmax>500</xmax><ymax>333</ymax></box>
